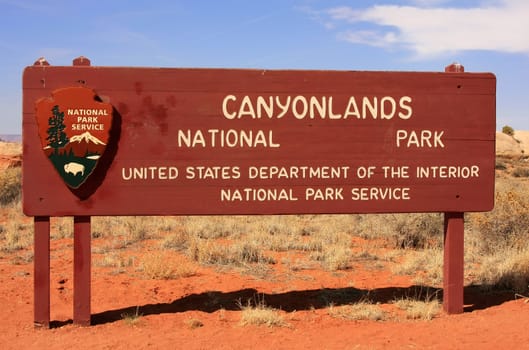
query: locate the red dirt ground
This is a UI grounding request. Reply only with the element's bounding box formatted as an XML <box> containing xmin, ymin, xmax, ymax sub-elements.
<box><xmin>1</xmin><ymin>233</ymin><xmax>528</xmax><ymax>350</ymax></box>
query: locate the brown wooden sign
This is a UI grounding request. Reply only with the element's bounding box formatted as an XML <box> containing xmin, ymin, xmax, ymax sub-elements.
<box><xmin>23</xmin><ymin>65</ymin><xmax>496</xmax><ymax>216</ymax></box>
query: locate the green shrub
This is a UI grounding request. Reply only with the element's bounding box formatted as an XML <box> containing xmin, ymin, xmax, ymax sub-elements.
<box><xmin>502</xmin><ymin>125</ymin><xmax>515</xmax><ymax>136</ymax></box>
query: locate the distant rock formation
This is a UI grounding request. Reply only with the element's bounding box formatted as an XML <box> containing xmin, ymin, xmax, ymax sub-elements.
<box><xmin>496</xmin><ymin>131</ymin><xmax>529</xmax><ymax>157</ymax></box>
<box><xmin>0</xmin><ymin>134</ymin><xmax>21</xmax><ymax>143</ymax></box>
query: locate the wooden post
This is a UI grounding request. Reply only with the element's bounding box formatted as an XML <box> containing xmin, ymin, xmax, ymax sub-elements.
<box><xmin>443</xmin><ymin>212</ymin><xmax>465</xmax><ymax>313</ymax></box>
<box><xmin>442</xmin><ymin>62</ymin><xmax>466</xmax><ymax>314</ymax></box>
<box><xmin>32</xmin><ymin>58</ymin><xmax>51</xmax><ymax>328</ymax></box>
<box><xmin>70</xmin><ymin>56</ymin><xmax>93</xmax><ymax>326</ymax></box>
<box><xmin>34</xmin><ymin>216</ymin><xmax>50</xmax><ymax>328</ymax></box>
<box><xmin>73</xmin><ymin>216</ymin><xmax>91</xmax><ymax>326</ymax></box>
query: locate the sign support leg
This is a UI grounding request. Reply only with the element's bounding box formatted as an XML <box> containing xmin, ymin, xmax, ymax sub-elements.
<box><xmin>443</xmin><ymin>212</ymin><xmax>465</xmax><ymax>314</ymax></box>
<box><xmin>73</xmin><ymin>216</ymin><xmax>91</xmax><ymax>326</ymax></box>
<box><xmin>34</xmin><ymin>216</ymin><xmax>50</xmax><ymax>328</ymax></box>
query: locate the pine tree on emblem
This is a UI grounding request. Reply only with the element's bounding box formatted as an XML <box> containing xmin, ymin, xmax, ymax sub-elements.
<box><xmin>46</xmin><ymin>105</ymin><xmax>69</xmax><ymax>154</ymax></box>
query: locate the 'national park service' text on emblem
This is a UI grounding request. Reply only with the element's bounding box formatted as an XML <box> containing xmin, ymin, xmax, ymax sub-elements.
<box><xmin>35</xmin><ymin>87</ymin><xmax>113</xmax><ymax>189</ymax></box>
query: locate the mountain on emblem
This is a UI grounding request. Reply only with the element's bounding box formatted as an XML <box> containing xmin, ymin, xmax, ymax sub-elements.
<box><xmin>36</xmin><ymin>87</ymin><xmax>114</xmax><ymax>189</ymax></box>
<box><xmin>70</xmin><ymin>131</ymin><xmax>106</xmax><ymax>145</ymax></box>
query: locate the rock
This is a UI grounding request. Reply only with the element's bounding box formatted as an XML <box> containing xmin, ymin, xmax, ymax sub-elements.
<box><xmin>512</xmin><ymin>130</ymin><xmax>529</xmax><ymax>154</ymax></box>
<box><xmin>496</xmin><ymin>132</ymin><xmax>523</xmax><ymax>156</ymax></box>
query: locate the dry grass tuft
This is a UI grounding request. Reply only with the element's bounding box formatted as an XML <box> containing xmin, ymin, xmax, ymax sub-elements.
<box><xmin>96</xmin><ymin>252</ymin><xmax>135</xmax><ymax>274</ymax></box>
<box><xmin>238</xmin><ymin>297</ymin><xmax>287</xmax><ymax>327</ymax></box>
<box><xmin>121</xmin><ymin>306</ymin><xmax>143</xmax><ymax>326</ymax></box>
<box><xmin>328</xmin><ymin>300</ymin><xmax>386</xmax><ymax>321</ymax></box>
<box><xmin>393</xmin><ymin>298</ymin><xmax>441</xmax><ymax>320</ymax></box>
<box><xmin>139</xmin><ymin>252</ymin><xmax>197</xmax><ymax>280</ymax></box>
<box><xmin>310</xmin><ymin>244</ymin><xmax>352</xmax><ymax>271</ymax></box>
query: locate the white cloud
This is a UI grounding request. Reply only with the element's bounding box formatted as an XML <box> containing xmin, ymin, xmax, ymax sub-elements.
<box><xmin>407</xmin><ymin>0</ymin><xmax>453</xmax><ymax>6</ymax></box>
<box><xmin>326</xmin><ymin>0</ymin><xmax>529</xmax><ymax>58</ymax></box>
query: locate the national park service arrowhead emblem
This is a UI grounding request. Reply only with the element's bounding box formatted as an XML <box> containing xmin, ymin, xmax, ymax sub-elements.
<box><xmin>35</xmin><ymin>87</ymin><xmax>113</xmax><ymax>189</ymax></box>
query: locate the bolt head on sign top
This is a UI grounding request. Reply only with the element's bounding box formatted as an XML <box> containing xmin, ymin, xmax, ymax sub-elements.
<box><xmin>35</xmin><ymin>86</ymin><xmax>113</xmax><ymax>189</ymax></box>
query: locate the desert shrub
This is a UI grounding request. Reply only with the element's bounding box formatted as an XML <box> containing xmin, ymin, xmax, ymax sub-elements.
<box><xmin>502</xmin><ymin>125</ymin><xmax>515</xmax><ymax>136</ymax></box>
<box><xmin>310</xmin><ymin>244</ymin><xmax>352</xmax><ymax>271</ymax></box>
<box><xmin>470</xmin><ymin>182</ymin><xmax>529</xmax><ymax>253</ymax></box>
<box><xmin>495</xmin><ymin>159</ymin><xmax>507</xmax><ymax>170</ymax></box>
<box><xmin>1</xmin><ymin>221</ymin><xmax>33</xmax><ymax>252</ymax></box>
<box><xmin>392</xmin><ymin>214</ymin><xmax>443</xmax><ymax>249</ymax></box>
<box><xmin>476</xmin><ymin>248</ymin><xmax>529</xmax><ymax>293</ymax></box>
<box><xmin>187</xmin><ymin>238</ymin><xmax>224</xmax><ymax>264</ymax></box>
<box><xmin>0</xmin><ymin>167</ymin><xmax>21</xmax><ymax>206</ymax></box>
<box><xmin>161</xmin><ymin>230</ymin><xmax>189</xmax><ymax>250</ymax></box>
<box><xmin>51</xmin><ymin>217</ymin><xmax>73</xmax><ymax>239</ymax></box>
<box><xmin>392</xmin><ymin>249</ymin><xmax>443</xmax><ymax>285</ymax></box>
<box><xmin>257</xmin><ymin>215</ymin><xmax>295</xmax><ymax>236</ymax></box>
<box><xmin>250</xmin><ymin>218</ymin><xmax>309</xmax><ymax>252</ymax></box>
<box><xmin>305</xmin><ymin>229</ymin><xmax>353</xmax><ymax>271</ymax></box>
<box><xmin>354</xmin><ymin>213</ymin><xmax>442</xmax><ymax>249</ymax></box>
<box><xmin>512</xmin><ymin>167</ymin><xmax>529</xmax><ymax>178</ymax></box>
<box><xmin>124</xmin><ymin>217</ymin><xmax>156</xmax><ymax>241</ymax></box>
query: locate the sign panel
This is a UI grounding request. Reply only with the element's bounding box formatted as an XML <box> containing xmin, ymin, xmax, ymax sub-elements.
<box><xmin>22</xmin><ymin>66</ymin><xmax>496</xmax><ymax>216</ymax></box>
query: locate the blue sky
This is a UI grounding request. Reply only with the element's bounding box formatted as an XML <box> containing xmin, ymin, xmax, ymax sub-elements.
<box><xmin>1</xmin><ymin>0</ymin><xmax>528</xmax><ymax>134</ymax></box>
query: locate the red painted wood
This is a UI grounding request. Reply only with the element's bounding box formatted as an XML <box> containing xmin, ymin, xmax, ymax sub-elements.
<box><xmin>443</xmin><ymin>212</ymin><xmax>465</xmax><ymax>314</ymax></box>
<box><xmin>73</xmin><ymin>216</ymin><xmax>91</xmax><ymax>326</ymax></box>
<box><xmin>445</xmin><ymin>63</ymin><xmax>465</xmax><ymax>73</ymax></box>
<box><xmin>72</xmin><ymin>56</ymin><xmax>91</xmax><ymax>66</ymax></box>
<box><xmin>34</xmin><ymin>216</ymin><xmax>50</xmax><ymax>328</ymax></box>
<box><xmin>22</xmin><ymin>67</ymin><xmax>496</xmax><ymax>216</ymax></box>
<box><xmin>33</xmin><ymin>57</ymin><xmax>49</xmax><ymax>66</ymax></box>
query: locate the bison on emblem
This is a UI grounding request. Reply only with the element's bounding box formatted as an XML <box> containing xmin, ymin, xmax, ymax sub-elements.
<box><xmin>64</xmin><ymin>162</ymin><xmax>85</xmax><ymax>176</ymax></box>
